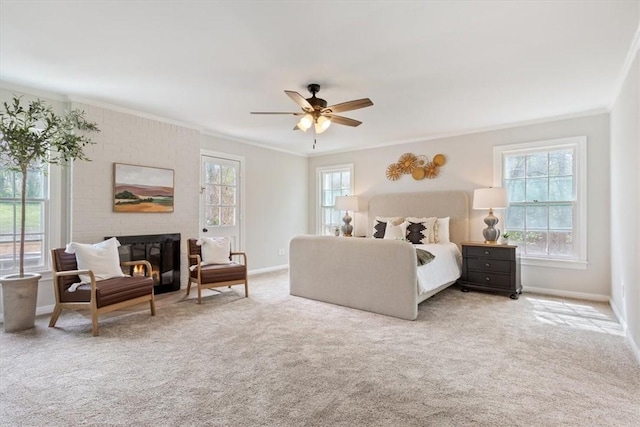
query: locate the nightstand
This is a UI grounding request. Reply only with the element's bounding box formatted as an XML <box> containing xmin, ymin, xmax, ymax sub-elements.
<box><xmin>458</xmin><ymin>242</ymin><xmax>522</xmax><ymax>299</ymax></box>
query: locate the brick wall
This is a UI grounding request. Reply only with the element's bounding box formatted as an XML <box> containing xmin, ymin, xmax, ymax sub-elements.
<box><xmin>70</xmin><ymin>103</ymin><xmax>200</xmax><ymax>286</ymax></box>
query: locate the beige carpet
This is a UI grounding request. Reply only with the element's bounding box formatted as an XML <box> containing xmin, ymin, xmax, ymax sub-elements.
<box><xmin>1</xmin><ymin>270</ymin><xmax>638</xmax><ymax>426</ymax></box>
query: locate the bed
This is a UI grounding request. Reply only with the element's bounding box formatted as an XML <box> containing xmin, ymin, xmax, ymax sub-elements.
<box><xmin>289</xmin><ymin>190</ymin><xmax>469</xmax><ymax>320</ymax></box>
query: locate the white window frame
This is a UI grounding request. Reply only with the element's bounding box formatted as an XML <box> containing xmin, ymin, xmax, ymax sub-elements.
<box><xmin>0</xmin><ymin>163</ymin><xmax>64</xmax><ymax>276</ymax></box>
<box><xmin>493</xmin><ymin>136</ymin><xmax>587</xmax><ymax>270</ymax></box>
<box><xmin>200</xmin><ymin>149</ymin><xmax>246</xmax><ymax>252</ymax></box>
<box><xmin>316</xmin><ymin>163</ymin><xmax>354</xmax><ymax>235</ymax></box>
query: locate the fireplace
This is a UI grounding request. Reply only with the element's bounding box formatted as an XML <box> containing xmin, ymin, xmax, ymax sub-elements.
<box><xmin>107</xmin><ymin>233</ymin><xmax>181</xmax><ymax>294</ymax></box>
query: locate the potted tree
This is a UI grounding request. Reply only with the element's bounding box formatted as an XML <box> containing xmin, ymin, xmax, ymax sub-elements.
<box><xmin>0</xmin><ymin>96</ymin><xmax>99</xmax><ymax>332</ymax></box>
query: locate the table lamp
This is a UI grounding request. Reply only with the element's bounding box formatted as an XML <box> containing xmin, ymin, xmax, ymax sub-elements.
<box><xmin>334</xmin><ymin>195</ymin><xmax>360</xmax><ymax>237</ymax></box>
<box><xmin>473</xmin><ymin>188</ymin><xmax>508</xmax><ymax>244</ymax></box>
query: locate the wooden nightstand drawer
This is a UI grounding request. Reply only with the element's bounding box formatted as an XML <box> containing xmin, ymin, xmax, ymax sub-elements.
<box><xmin>459</xmin><ymin>242</ymin><xmax>522</xmax><ymax>299</ymax></box>
<box><xmin>465</xmin><ymin>245</ymin><xmax>512</xmax><ymax>260</ymax></box>
<box><xmin>466</xmin><ymin>258</ymin><xmax>512</xmax><ymax>273</ymax></box>
<box><xmin>466</xmin><ymin>271</ymin><xmax>512</xmax><ymax>289</ymax></box>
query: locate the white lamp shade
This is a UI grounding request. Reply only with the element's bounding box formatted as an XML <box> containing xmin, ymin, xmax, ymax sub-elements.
<box><xmin>334</xmin><ymin>195</ymin><xmax>360</xmax><ymax>212</ymax></box>
<box><xmin>314</xmin><ymin>116</ymin><xmax>331</xmax><ymax>134</ymax></box>
<box><xmin>296</xmin><ymin>113</ymin><xmax>313</xmax><ymax>132</ymax></box>
<box><xmin>473</xmin><ymin>188</ymin><xmax>508</xmax><ymax>210</ymax></box>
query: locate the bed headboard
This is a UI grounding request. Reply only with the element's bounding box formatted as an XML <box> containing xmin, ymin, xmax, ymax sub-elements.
<box><xmin>367</xmin><ymin>191</ymin><xmax>469</xmax><ymax>246</ymax></box>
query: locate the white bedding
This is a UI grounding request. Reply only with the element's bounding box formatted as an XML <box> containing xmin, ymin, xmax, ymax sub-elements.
<box><xmin>415</xmin><ymin>242</ymin><xmax>462</xmax><ymax>295</ymax></box>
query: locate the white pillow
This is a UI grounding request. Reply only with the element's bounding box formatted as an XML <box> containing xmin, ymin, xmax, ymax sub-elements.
<box><xmin>383</xmin><ymin>221</ymin><xmax>409</xmax><ymax>240</ymax></box>
<box><xmin>436</xmin><ymin>217</ymin><xmax>450</xmax><ymax>243</ymax></box>
<box><xmin>372</xmin><ymin>216</ymin><xmax>404</xmax><ymax>238</ymax></box>
<box><xmin>65</xmin><ymin>237</ymin><xmax>125</xmax><ymax>283</ymax></box>
<box><xmin>196</xmin><ymin>237</ymin><xmax>232</xmax><ymax>264</ymax></box>
<box><xmin>406</xmin><ymin>217</ymin><xmax>437</xmax><ymax>243</ymax></box>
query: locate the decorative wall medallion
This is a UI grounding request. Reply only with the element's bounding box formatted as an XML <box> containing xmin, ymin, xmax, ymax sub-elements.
<box><xmin>385</xmin><ymin>153</ymin><xmax>447</xmax><ymax>181</ymax></box>
<box><xmin>385</xmin><ymin>163</ymin><xmax>402</xmax><ymax>181</ymax></box>
<box><xmin>398</xmin><ymin>153</ymin><xmax>418</xmax><ymax>174</ymax></box>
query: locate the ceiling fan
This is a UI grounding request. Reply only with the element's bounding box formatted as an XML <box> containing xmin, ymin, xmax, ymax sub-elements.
<box><xmin>251</xmin><ymin>83</ymin><xmax>373</xmax><ymax>148</ymax></box>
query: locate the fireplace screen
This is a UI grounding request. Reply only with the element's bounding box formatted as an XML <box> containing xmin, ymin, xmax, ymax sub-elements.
<box><xmin>107</xmin><ymin>233</ymin><xmax>181</xmax><ymax>294</ymax></box>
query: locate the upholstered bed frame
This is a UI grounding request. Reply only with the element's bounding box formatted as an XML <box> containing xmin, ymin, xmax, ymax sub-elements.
<box><xmin>289</xmin><ymin>191</ymin><xmax>469</xmax><ymax>320</ymax></box>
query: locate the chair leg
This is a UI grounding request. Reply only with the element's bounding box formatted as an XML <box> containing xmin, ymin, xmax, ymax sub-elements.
<box><xmin>245</xmin><ymin>280</ymin><xmax>249</xmax><ymax>298</ymax></box>
<box><xmin>186</xmin><ymin>280</ymin><xmax>192</xmax><ymax>296</ymax></box>
<box><xmin>197</xmin><ymin>286</ymin><xmax>202</xmax><ymax>304</ymax></box>
<box><xmin>92</xmin><ymin>311</ymin><xmax>99</xmax><ymax>336</ymax></box>
<box><xmin>149</xmin><ymin>296</ymin><xmax>156</xmax><ymax>316</ymax></box>
<box><xmin>49</xmin><ymin>305</ymin><xmax>62</xmax><ymax>327</ymax></box>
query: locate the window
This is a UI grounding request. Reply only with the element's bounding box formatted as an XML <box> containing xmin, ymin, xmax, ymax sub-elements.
<box><xmin>493</xmin><ymin>136</ymin><xmax>587</xmax><ymax>269</ymax></box>
<box><xmin>0</xmin><ymin>165</ymin><xmax>48</xmax><ymax>273</ymax></box>
<box><xmin>317</xmin><ymin>164</ymin><xmax>354</xmax><ymax>235</ymax></box>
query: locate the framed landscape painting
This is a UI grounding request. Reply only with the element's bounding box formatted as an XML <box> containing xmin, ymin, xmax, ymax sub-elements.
<box><xmin>113</xmin><ymin>163</ymin><xmax>174</xmax><ymax>213</ymax></box>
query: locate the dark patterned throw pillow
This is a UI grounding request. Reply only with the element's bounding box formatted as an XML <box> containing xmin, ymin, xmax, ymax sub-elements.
<box><xmin>406</xmin><ymin>221</ymin><xmax>428</xmax><ymax>244</ymax></box>
<box><xmin>373</xmin><ymin>220</ymin><xmax>387</xmax><ymax>239</ymax></box>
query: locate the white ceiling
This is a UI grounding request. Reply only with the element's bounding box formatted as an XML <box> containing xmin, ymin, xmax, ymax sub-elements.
<box><xmin>1</xmin><ymin>1</ymin><xmax>638</xmax><ymax>156</ymax></box>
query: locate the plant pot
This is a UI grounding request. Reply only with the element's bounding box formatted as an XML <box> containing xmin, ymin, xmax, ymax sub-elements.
<box><xmin>1</xmin><ymin>273</ymin><xmax>41</xmax><ymax>333</ymax></box>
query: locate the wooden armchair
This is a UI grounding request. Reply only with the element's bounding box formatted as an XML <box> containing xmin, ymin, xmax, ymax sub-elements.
<box><xmin>49</xmin><ymin>248</ymin><xmax>156</xmax><ymax>336</ymax></box>
<box><xmin>187</xmin><ymin>238</ymin><xmax>248</xmax><ymax>304</ymax></box>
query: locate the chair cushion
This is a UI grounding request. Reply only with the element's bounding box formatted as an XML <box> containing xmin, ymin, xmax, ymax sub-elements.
<box><xmin>61</xmin><ymin>275</ymin><xmax>153</xmax><ymax>308</ymax></box>
<box><xmin>191</xmin><ymin>262</ymin><xmax>246</xmax><ymax>283</ymax></box>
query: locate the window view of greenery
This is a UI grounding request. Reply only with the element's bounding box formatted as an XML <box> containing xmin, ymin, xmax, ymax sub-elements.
<box><xmin>204</xmin><ymin>162</ymin><xmax>236</xmax><ymax>226</ymax></box>
<box><xmin>503</xmin><ymin>149</ymin><xmax>575</xmax><ymax>258</ymax></box>
<box><xmin>320</xmin><ymin>169</ymin><xmax>351</xmax><ymax>235</ymax></box>
<box><xmin>0</xmin><ymin>167</ymin><xmax>47</xmax><ymax>271</ymax></box>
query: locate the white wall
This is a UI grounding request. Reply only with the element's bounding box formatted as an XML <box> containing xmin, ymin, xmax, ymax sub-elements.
<box><xmin>199</xmin><ymin>134</ymin><xmax>308</xmax><ymax>271</ymax></box>
<box><xmin>309</xmin><ymin>114</ymin><xmax>611</xmax><ymax>298</ymax></box>
<box><xmin>610</xmin><ymin>47</ymin><xmax>639</xmax><ymax>356</ymax></box>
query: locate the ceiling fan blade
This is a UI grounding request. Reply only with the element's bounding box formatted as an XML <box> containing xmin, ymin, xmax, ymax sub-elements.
<box><xmin>250</xmin><ymin>112</ymin><xmax>303</xmax><ymax>115</ymax></box>
<box><xmin>285</xmin><ymin>90</ymin><xmax>314</xmax><ymax>111</ymax></box>
<box><xmin>325</xmin><ymin>114</ymin><xmax>362</xmax><ymax>127</ymax></box>
<box><xmin>323</xmin><ymin>98</ymin><xmax>373</xmax><ymax>114</ymax></box>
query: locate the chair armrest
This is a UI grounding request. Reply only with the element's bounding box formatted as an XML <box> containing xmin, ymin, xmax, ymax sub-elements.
<box><xmin>54</xmin><ymin>269</ymin><xmax>93</xmax><ymax>278</ymax></box>
<box><xmin>231</xmin><ymin>252</ymin><xmax>247</xmax><ymax>265</ymax></box>
<box><xmin>121</xmin><ymin>260</ymin><xmax>153</xmax><ymax>277</ymax></box>
<box><xmin>53</xmin><ymin>269</ymin><xmax>97</xmax><ymax>292</ymax></box>
<box><xmin>188</xmin><ymin>254</ymin><xmax>202</xmax><ymax>276</ymax></box>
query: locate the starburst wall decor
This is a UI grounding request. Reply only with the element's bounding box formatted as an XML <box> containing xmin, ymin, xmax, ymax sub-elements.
<box><xmin>385</xmin><ymin>153</ymin><xmax>446</xmax><ymax>181</ymax></box>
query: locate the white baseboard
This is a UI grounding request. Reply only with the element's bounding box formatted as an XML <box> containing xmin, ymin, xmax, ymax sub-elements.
<box><xmin>248</xmin><ymin>264</ymin><xmax>288</xmax><ymax>276</ymax></box>
<box><xmin>609</xmin><ymin>299</ymin><xmax>640</xmax><ymax>365</ymax></box>
<box><xmin>523</xmin><ymin>286</ymin><xmax>609</xmax><ymax>302</ymax></box>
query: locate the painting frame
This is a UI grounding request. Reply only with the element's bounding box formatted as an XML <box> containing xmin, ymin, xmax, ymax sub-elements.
<box><xmin>113</xmin><ymin>163</ymin><xmax>175</xmax><ymax>213</ymax></box>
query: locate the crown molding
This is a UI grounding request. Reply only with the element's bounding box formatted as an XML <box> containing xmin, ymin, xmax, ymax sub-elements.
<box><xmin>609</xmin><ymin>21</ymin><xmax>640</xmax><ymax>109</ymax></box>
<box><xmin>307</xmin><ymin>107</ymin><xmax>608</xmax><ymax>157</ymax></box>
<box><xmin>200</xmin><ymin>130</ymin><xmax>307</xmax><ymax>158</ymax></box>
<box><xmin>0</xmin><ymin>81</ymin><xmax>69</xmax><ymax>102</ymax></box>
<box><xmin>67</xmin><ymin>95</ymin><xmax>203</xmax><ymax>132</ymax></box>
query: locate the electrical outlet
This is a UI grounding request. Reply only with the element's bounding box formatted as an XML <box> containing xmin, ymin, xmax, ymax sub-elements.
<box><xmin>278</xmin><ymin>248</ymin><xmax>285</xmax><ymax>256</ymax></box>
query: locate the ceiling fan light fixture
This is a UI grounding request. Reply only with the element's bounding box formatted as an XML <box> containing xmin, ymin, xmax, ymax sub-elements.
<box><xmin>315</xmin><ymin>116</ymin><xmax>331</xmax><ymax>134</ymax></box>
<box><xmin>296</xmin><ymin>113</ymin><xmax>313</xmax><ymax>132</ymax></box>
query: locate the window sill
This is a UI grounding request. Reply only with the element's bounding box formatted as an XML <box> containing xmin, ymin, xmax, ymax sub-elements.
<box><xmin>519</xmin><ymin>256</ymin><xmax>588</xmax><ymax>270</ymax></box>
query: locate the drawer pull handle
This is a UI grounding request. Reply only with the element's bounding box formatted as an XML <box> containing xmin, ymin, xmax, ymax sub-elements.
<box><xmin>484</xmin><ymin>250</ymin><xmax>490</xmax><ymax>255</ymax></box>
<box><xmin>485</xmin><ymin>277</ymin><xmax>491</xmax><ymax>281</ymax></box>
<box><xmin>485</xmin><ymin>263</ymin><xmax>491</xmax><ymax>267</ymax></box>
